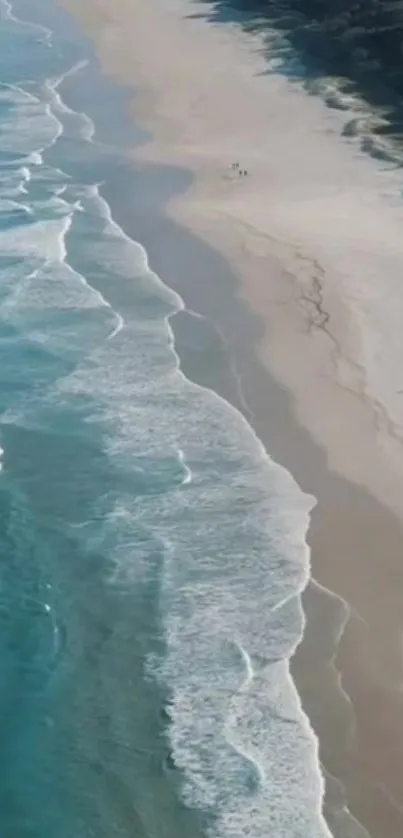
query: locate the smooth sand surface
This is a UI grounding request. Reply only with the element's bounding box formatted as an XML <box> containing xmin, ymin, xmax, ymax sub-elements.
<box><xmin>60</xmin><ymin>0</ymin><xmax>403</xmax><ymax>835</ymax></box>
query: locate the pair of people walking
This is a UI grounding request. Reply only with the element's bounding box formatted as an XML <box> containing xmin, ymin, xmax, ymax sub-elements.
<box><xmin>231</xmin><ymin>161</ymin><xmax>248</xmax><ymax>176</ymax></box>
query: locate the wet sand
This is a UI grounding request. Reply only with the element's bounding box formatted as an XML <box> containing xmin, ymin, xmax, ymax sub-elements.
<box><xmin>60</xmin><ymin>0</ymin><xmax>403</xmax><ymax>835</ymax></box>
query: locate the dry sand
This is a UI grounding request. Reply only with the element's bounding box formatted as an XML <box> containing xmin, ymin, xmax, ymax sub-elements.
<box><xmin>60</xmin><ymin>0</ymin><xmax>403</xmax><ymax>835</ymax></box>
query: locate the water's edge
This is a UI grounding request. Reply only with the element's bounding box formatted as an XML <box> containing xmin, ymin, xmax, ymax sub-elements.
<box><xmin>6</xmin><ymin>1</ymin><xmax>375</xmax><ymax>836</ymax></box>
<box><xmin>48</xmin><ymin>3</ymin><xmax>403</xmax><ymax>838</ymax></box>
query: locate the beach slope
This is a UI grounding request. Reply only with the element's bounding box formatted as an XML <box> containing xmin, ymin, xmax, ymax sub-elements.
<box><xmin>60</xmin><ymin>0</ymin><xmax>403</xmax><ymax>835</ymax></box>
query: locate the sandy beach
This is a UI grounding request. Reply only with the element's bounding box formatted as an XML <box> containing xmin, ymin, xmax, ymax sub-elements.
<box><xmin>59</xmin><ymin>0</ymin><xmax>403</xmax><ymax>835</ymax></box>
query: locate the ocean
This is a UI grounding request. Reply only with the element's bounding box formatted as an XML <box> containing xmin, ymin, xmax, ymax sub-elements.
<box><xmin>0</xmin><ymin>0</ymin><xmax>398</xmax><ymax>836</ymax></box>
<box><xmin>0</xmin><ymin>1</ymin><xmax>327</xmax><ymax>836</ymax></box>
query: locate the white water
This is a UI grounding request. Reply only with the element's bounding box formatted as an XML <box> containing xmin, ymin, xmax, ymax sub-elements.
<box><xmin>0</xmin><ymin>0</ymin><xmax>383</xmax><ymax>836</ymax></box>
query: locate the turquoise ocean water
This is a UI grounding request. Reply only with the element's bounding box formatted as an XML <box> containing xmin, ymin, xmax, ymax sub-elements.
<box><xmin>0</xmin><ymin>2</ymin><xmax>336</xmax><ymax>836</ymax></box>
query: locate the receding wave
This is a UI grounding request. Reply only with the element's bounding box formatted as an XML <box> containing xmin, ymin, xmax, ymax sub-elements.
<box><xmin>0</xmin><ymin>0</ymin><xmax>362</xmax><ymax>836</ymax></box>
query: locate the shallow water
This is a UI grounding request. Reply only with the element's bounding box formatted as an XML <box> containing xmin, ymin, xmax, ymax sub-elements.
<box><xmin>0</xmin><ymin>2</ymin><xmax>338</xmax><ymax>837</ymax></box>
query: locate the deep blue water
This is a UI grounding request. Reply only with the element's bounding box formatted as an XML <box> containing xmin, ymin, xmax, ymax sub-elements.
<box><xmin>0</xmin><ymin>2</ymin><xmax>333</xmax><ymax>838</ymax></box>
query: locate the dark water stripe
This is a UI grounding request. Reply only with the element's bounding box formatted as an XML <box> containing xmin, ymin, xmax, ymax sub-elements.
<box><xmin>47</xmin><ymin>15</ymin><xmax>403</xmax><ymax>838</ymax></box>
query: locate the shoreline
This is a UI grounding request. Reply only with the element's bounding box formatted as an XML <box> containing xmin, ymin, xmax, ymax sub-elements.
<box><xmin>95</xmin><ymin>146</ymin><xmax>403</xmax><ymax>838</ymax></box>
<box><xmin>55</xmin><ymin>0</ymin><xmax>403</xmax><ymax>836</ymax></box>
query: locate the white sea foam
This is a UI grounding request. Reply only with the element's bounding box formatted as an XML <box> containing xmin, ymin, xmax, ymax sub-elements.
<box><xmin>4</xmin><ymin>0</ymin><xmax>403</xmax><ymax>835</ymax></box>
<box><xmin>0</xmin><ymin>78</ymin><xmax>123</xmax><ymax>345</ymax></box>
<box><xmin>47</xmin><ymin>189</ymin><xmax>330</xmax><ymax>837</ymax></box>
<box><xmin>29</xmin><ymin>75</ymin><xmax>332</xmax><ymax>836</ymax></box>
<box><xmin>0</xmin><ymin>54</ymin><xmax>326</xmax><ymax>833</ymax></box>
<box><xmin>0</xmin><ymin>84</ymin><xmax>60</xmax><ymax>155</ymax></box>
<box><xmin>177</xmin><ymin>447</ymin><xmax>192</xmax><ymax>484</ymax></box>
<box><xmin>1</xmin><ymin>0</ymin><xmax>53</xmax><ymax>45</ymax></box>
<box><xmin>43</xmin><ymin>63</ymin><xmax>96</xmax><ymax>144</ymax></box>
<box><xmin>0</xmin><ymin>6</ymin><xmax>337</xmax><ymax>836</ymax></box>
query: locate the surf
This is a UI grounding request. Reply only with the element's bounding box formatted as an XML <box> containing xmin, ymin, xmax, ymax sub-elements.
<box><xmin>0</xmin><ymin>1</ymin><xmax>343</xmax><ymax>837</ymax></box>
